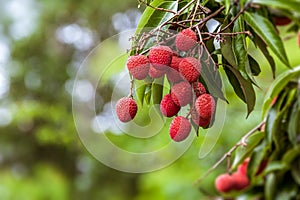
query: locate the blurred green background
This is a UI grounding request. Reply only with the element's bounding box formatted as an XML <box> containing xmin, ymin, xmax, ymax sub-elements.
<box><xmin>0</xmin><ymin>0</ymin><xmax>299</xmax><ymax>199</ymax></box>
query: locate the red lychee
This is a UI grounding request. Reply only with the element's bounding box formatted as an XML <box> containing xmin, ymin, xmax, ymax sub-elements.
<box><xmin>191</xmin><ymin>108</ymin><xmax>210</xmax><ymax>127</ymax></box>
<box><xmin>149</xmin><ymin>64</ymin><xmax>165</xmax><ymax>78</ymax></box>
<box><xmin>126</xmin><ymin>55</ymin><xmax>150</xmax><ymax>80</ymax></box>
<box><xmin>237</xmin><ymin>158</ymin><xmax>250</xmax><ymax>175</ymax></box>
<box><xmin>232</xmin><ymin>172</ymin><xmax>250</xmax><ymax>190</ymax></box>
<box><xmin>171</xmin><ymin>81</ymin><xmax>192</xmax><ymax>106</ymax></box>
<box><xmin>116</xmin><ymin>97</ymin><xmax>138</xmax><ymax>122</ymax></box>
<box><xmin>148</xmin><ymin>45</ymin><xmax>173</xmax><ymax>71</ymax></box>
<box><xmin>273</xmin><ymin>16</ymin><xmax>292</xmax><ymax>26</ymax></box>
<box><xmin>179</xmin><ymin>57</ymin><xmax>201</xmax><ymax>83</ymax></box>
<box><xmin>193</xmin><ymin>82</ymin><xmax>206</xmax><ymax>97</ymax></box>
<box><xmin>160</xmin><ymin>94</ymin><xmax>180</xmax><ymax>117</ymax></box>
<box><xmin>215</xmin><ymin>173</ymin><xmax>235</xmax><ymax>193</ymax></box>
<box><xmin>195</xmin><ymin>94</ymin><xmax>215</xmax><ymax>119</ymax></box>
<box><xmin>175</xmin><ymin>28</ymin><xmax>198</xmax><ymax>51</ymax></box>
<box><xmin>166</xmin><ymin>56</ymin><xmax>183</xmax><ymax>84</ymax></box>
<box><xmin>169</xmin><ymin>116</ymin><xmax>191</xmax><ymax>142</ymax></box>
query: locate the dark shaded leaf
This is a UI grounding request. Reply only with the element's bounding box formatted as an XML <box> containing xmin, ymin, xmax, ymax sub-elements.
<box><xmin>253</xmin><ymin>33</ymin><xmax>276</xmax><ymax>78</ymax></box>
<box><xmin>200</xmin><ymin>45</ymin><xmax>226</xmax><ymax>101</ymax></box>
<box><xmin>288</xmin><ymin>101</ymin><xmax>300</xmax><ymax>146</ymax></box>
<box><xmin>224</xmin><ymin>64</ymin><xmax>256</xmax><ymax>115</ymax></box>
<box><xmin>232</xmin><ymin>16</ymin><xmax>247</xmax><ymax>71</ymax></box>
<box><xmin>152</xmin><ymin>76</ymin><xmax>164</xmax><ymax>105</ymax></box>
<box><xmin>248</xmin><ymin>55</ymin><xmax>261</xmax><ymax>76</ymax></box>
<box><xmin>245</xmin><ymin>12</ymin><xmax>290</xmax><ymax>67</ymax></box>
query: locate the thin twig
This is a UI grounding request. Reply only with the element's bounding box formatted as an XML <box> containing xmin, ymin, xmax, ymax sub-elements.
<box><xmin>193</xmin><ymin>6</ymin><xmax>225</xmax><ymax>29</ymax></box>
<box><xmin>194</xmin><ymin>120</ymin><xmax>265</xmax><ymax>186</ymax></box>
<box><xmin>138</xmin><ymin>0</ymin><xmax>177</xmax><ymax>14</ymax></box>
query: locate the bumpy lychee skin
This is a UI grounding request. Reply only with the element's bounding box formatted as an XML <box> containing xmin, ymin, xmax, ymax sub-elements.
<box><xmin>179</xmin><ymin>57</ymin><xmax>201</xmax><ymax>83</ymax></box>
<box><xmin>195</xmin><ymin>94</ymin><xmax>216</xmax><ymax>119</ymax></box>
<box><xmin>215</xmin><ymin>174</ymin><xmax>235</xmax><ymax>193</ymax></box>
<box><xmin>116</xmin><ymin>97</ymin><xmax>138</xmax><ymax>122</ymax></box>
<box><xmin>166</xmin><ymin>56</ymin><xmax>183</xmax><ymax>84</ymax></box>
<box><xmin>169</xmin><ymin>116</ymin><xmax>191</xmax><ymax>142</ymax></box>
<box><xmin>149</xmin><ymin>64</ymin><xmax>165</xmax><ymax>78</ymax></box>
<box><xmin>126</xmin><ymin>55</ymin><xmax>150</xmax><ymax>80</ymax></box>
<box><xmin>191</xmin><ymin>108</ymin><xmax>210</xmax><ymax>127</ymax></box>
<box><xmin>232</xmin><ymin>172</ymin><xmax>250</xmax><ymax>190</ymax></box>
<box><xmin>175</xmin><ymin>28</ymin><xmax>198</xmax><ymax>51</ymax></box>
<box><xmin>171</xmin><ymin>81</ymin><xmax>192</xmax><ymax>106</ymax></box>
<box><xmin>193</xmin><ymin>82</ymin><xmax>206</xmax><ymax>97</ymax></box>
<box><xmin>160</xmin><ymin>94</ymin><xmax>180</xmax><ymax>117</ymax></box>
<box><xmin>148</xmin><ymin>45</ymin><xmax>173</xmax><ymax>71</ymax></box>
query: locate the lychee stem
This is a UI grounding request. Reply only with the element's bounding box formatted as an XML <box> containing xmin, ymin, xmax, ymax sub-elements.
<box><xmin>129</xmin><ymin>78</ymin><xmax>134</xmax><ymax>98</ymax></box>
<box><xmin>194</xmin><ymin>120</ymin><xmax>265</xmax><ymax>186</ymax></box>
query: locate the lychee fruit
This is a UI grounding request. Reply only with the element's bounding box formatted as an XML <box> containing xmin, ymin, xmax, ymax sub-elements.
<box><xmin>171</xmin><ymin>81</ymin><xmax>192</xmax><ymax>106</ymax></box>
<box><xmin>193</xmin><ymin>82</ymin><xmax>206</xmax><ymax>97</ymax></box>
<box><xmin>195</xmin><ymin>94</ymin><xmax>215</xmax><ymax>119</ymax></box>
<box><xmin>169</xmin><ymin>116</ymin><xmax>191</xmax><ymax>142</ymax></box>
<box><xmin>166</xmin><ymin>56</ymin><xmax>183</xmax><ymax>84</ymax></box>
<box><xmin>148</xmin><ymin>45</ymin><xmax>173</xmax><ymax>71</ymax></box>
<box><xmin>232</xmin><ymin>172</ymin><xmax>250</xmax><ymax>190</ymax></box>
<box><xmin>237</xmin><ymin>158</ymin><xmax>250</xmax><ymax>175</ymax></box>
<box><xmin>191</xmin><ymin>108</ymin><xmax>210</xmax><ymax>127</ymax></box>
<box><xmin>256</xmin><ymin>160</ymin><xmax>268</xmax><ymax>176</ymax></box>
<box><xmin>160</xmin><ymin>94</ymin><xmax>180</xmax><ymax>117</ymax></box>
<box><xmin>179</xmin><ymin>57</ymin><xmax>201</xmax><ymax>83</ymax></box>
<box><xmin>273</xmin><ymin>16</ymin><xmax>292</xmax><ymax>26</ymax></box>
<box><xmin>175</xmin><ymin>28</ymin><xmax>198</xmax><ymax>51</ymax></box>
<box><xmin>116</xmin><ymin>97</ymin><xmax>138</xmax><ymax>122</ymax></box>
<box><xmin>126</xmin><ymin>55</ymin><xmax>150</xmax><ymax>80</ymax></box>
<box><xmin>215</xmin><ymin>173</ymin><xmax>235</xmax><ymax>193</ymax></box>
<box><xmin>149</xmin><ymin>64</ymin><xmax>165</xmax><ymax>78</ymax></box>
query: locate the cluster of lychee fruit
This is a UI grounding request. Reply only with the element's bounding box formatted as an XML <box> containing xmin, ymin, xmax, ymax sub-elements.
<box><xmin>116</xmin><ymin>28</ymin><xmax>216</xmax><ymax>142</ymax></box>
<box><xmin>215</xmin><ymin>158</ymin><xmax>250</xmax><ymax>193</ymax></box>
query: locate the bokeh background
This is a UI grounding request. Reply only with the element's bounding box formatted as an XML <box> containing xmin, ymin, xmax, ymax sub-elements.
<box><xmin>0</xmin><ymin>0</ymin><xmax>299</xmax><ymax>199</ymax></box>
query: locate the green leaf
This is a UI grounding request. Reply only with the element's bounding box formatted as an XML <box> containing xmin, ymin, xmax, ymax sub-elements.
<box><xmin>144</xmin><ymin>84</ymin><xmax>152</xmax><ymax>105</ymax></box>
<box><xmin>291</xmin><ymin>160</ymin><xmax>300</xmax><ymax>185</ymax></box>
<box><xmin>282</xmin><ymin>145</ymin><xmax>300</xmax><ymax>165</ymax></box>
<box><xmin>221</xmin><ymin>34</ymin><xmax>238</xmax><ymax>69</ymax></box>
<box><xmin>225</xmin><ymin>0</ymin><xmax>231</xmax><ymax>14</ymax></box>
<box><xmin>232</xmin><ymin>16</ymin><xmax>247</xmax><ymax>71</ymax></box>
<box><xmin>200</xmin><ymin>46</ymin><xmax>226</xmax><ymax>101</ymax></box>
<box><xmin>262</xmin><ymin>65</ymin><xmax>300</xmax><ymax>117</ymax></box>
<box><xmin>265</xmin><ymin>173</ymin><xmax>277</xmax><ymax>200</ymax></box>
<box><xmin>248</xmin><ymin>55</ymin><xmax>261</xmax><ymax>76</ymax></box>
<box><xmin>245</xmin><ymin>12</ymin><xmax>290</xmax><ymax>67</ymax></box>
<box><xmin>224</xmin><ymin>65</ymin><xmax>256</xmax><ymax>115</ymax></box>
<box><xmin>288</xmin><ymin>101</ymin><xmax>300</xmax><ymax>146</ymax></box>
<box><xmin>247</xmin><ymin>141</ymin><xmax>269</xmax><ymax>178</ymax></box>
<box><xmin>135</xmin><ymin>80</ymin><xmax>150</xmax><ymax>106</ymax></box>
<box><xmin>251</xmin><ymin>0</ymin><xmax>300</xmax><ymax>15</ymax></box>
<box><xmin>152</xmin><ymin>76</ymin><xmax>164</xmax><ymax>105</ymax></box>
<box><xmin>232</xmin><ymin>131</ymin><xmax>264</xmax><ymax>169</ymax></box>
<box><xmin>263</xmin><ymin>161</ymin><xmax>288</xmax><ymax>174</ymax></box>
<box><xmin>253</xmin><ymin>33</ymin><xmax>275</xmax><ymax>78</ymax></box>
<box><xmin>135</xmin><ymin>0</ymin><xmax>178</xmax><ymax>35</ymax></box>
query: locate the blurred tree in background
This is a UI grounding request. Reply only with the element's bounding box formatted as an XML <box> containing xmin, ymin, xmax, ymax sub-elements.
<box><xmin>0</xmin><ymin>0</ymin><xmax>299</xmax><ymax>200</ymax></box>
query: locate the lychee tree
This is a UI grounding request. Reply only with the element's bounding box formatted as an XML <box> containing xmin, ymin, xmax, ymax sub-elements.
<box><xmin>115</xmin><ymin>0</ymin><xmax>300</xmax><ymax>199</ymax></box>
